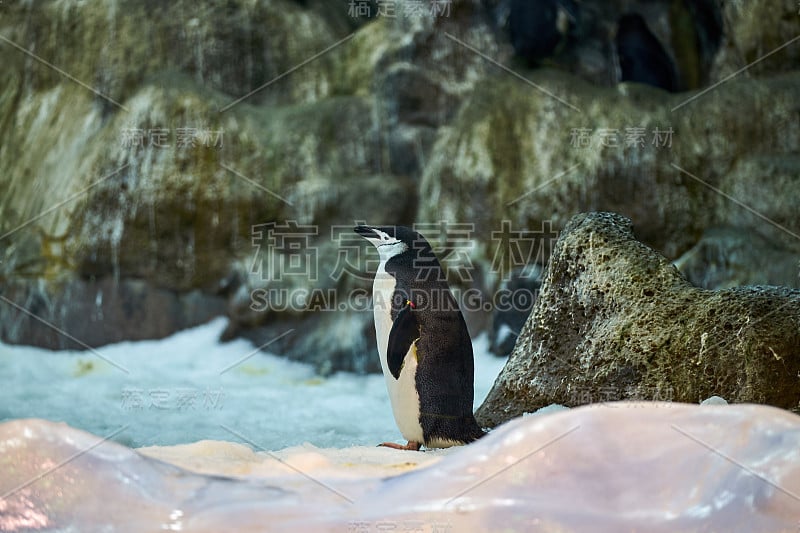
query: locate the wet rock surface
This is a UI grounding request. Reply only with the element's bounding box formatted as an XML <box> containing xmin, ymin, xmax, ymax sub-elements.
<box><xmin>476</xmin><ymin>212</ymin><xmax>800</xmax><ymax>428</ymax></box>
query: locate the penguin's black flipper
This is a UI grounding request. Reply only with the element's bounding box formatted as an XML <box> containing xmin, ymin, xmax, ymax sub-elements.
<box><xmin>387</xmin><ymin>305</ymin><xmax>419</xmax><ymax>380</ymax></box>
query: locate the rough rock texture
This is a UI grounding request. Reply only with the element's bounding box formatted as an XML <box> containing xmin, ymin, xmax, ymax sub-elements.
<box><xmin>0</xmin><ymin>0</ymin><xmax>368</xmax><ymax>359</ymax></box>
<box><xmin>414</xmin><ymin>4</ymin><xmax>800</xmax><ymax>296</ymax></box>
<box><xmin>418</xmin><ymin>70</ymin><xmax>800</xmax><ymax>271</ymax></box>
<box><xmin>2</xmin><ymin>0</ymin><xmax>799</xmax><ymax>372</ymax></box>
<box><xmin>489</xmin><ymin>0</ymin><xmax>724</xmax><ymax>91</ymax></box>
<box><xmin>5</xmin><ymin>405</ymin><xmax>800</xmax><ymax>531</ymax></box>
<box><xmin>711</xmin><ymin>0</ymin><xmax>800</xmax><ymax>81</ymax></box>
<box><xmin>0</xmin><ymin>0</ymin><xmax>501</xmax><ymax>372</ymax></box>
<box><xmin>716</xmin><ymin>155</ymin><xmax>800</xmax><ymax>253</ymax></box>
<box><xmin>1</xmin><ymin>0</ymin><xmax>356</xmax><ymax>108</ymax></box>
<box><xmin>476</xmin><ymin>212</ymin><xmax>800</xmax><ymax>428</ymax></box>
<box><xmin>675</xmin><ymin>227</ymin><xmax>800</xmax><ymax>290</ymax></box>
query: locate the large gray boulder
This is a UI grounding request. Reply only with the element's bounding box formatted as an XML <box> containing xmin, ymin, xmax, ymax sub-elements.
<box><xmin>476</xmin><ymin>212</ymin><xmax>800</xmax><ymax>428</ymax></box>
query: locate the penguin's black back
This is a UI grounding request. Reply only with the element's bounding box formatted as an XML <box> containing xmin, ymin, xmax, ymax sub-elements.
<box><xmin>616</xmin><ymin>13</ymin><xmax>679</xmax><ymax>92</ymax></box>
<box><xmin>384</xmin><ymin>232</ymin><xmax>484</xmax><ymax>445</ymax></box>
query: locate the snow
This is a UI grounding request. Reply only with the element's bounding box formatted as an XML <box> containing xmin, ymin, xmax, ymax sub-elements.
<box><xmin>0</xmin><ymin>317</ymin><xmax>507</xmax><ymax>449</ymax></box>
<box><xmin>496</xmin><ymin>322</ymin><xmax>516</xmax><ymax>346</ymax></box>
<box><xmin>701</xmin><ymin>395</ymin><xmax>729</xmax><ymax>406</ymax></box>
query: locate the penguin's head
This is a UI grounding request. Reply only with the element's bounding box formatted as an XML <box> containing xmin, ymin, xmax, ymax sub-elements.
<box><xmin>354</xmin><ymin>225</ymin><xmax>420</xmax><ymax>262</ymax></box>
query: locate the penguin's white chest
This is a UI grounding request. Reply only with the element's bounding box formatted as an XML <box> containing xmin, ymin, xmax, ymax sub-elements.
<box><xmin>373</xmin><ymin>263</ymin><xmax>424</xmax><ymax>444</ymax></box>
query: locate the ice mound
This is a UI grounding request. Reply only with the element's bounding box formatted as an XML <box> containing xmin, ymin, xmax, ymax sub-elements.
<box><xmin>3</xmin><ymin>403</ymin><xmax>800</xmax><ymax>532</ymax></box>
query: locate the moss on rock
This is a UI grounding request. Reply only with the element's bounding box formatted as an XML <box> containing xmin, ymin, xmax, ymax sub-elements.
<box><xmin>476</xmin><ymin>212</ymin><xmax>800</xmax><ymax>428</ymax></box>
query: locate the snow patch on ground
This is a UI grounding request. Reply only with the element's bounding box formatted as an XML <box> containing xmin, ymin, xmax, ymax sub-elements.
<box><xmin>0</xmin><ymin>318</ymin><xmax>508</xmax><ymax>449</ymax></box>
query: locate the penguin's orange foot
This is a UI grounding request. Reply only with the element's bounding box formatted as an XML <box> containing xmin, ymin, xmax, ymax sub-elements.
<box><xmin>378</xmin><ymin>441</ymin><xmax>422</xmax><ymax>451</ymax></box>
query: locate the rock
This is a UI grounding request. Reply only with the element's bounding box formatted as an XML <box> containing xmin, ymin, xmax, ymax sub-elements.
<box><xmin>0</xmin><ymin>0</ymin><xmax>368</xmax><ymax>353</ymax></box>
<box><xmin>417</xmin><ymin>68</ymin><xmax>800</xmax><ymax>285</ymax></box>
<box><xmin>236</xmin><ymin>308</ymin><xmax>380</xmax><ymax>376</ymax></box>
<box><xmin>716</xmin><ymin>155</ymin><xmax>800</xmax><ymax>253</ymax></box>
<box><xmin>507</xmin><ymin>0</ymin><xmax>579</xmax><ymax>66</ymax></box>
<box><xmin>0</xmin><ymin>84</ymin><xmax>394</xmax><ymax>356</ymax></box>
<box><xmin>615</xmin><ymin>13</ymin><xmax>679</xmax><ymax>92</ymax></box>
<box><xmin>476</xmin><ymin>212</ymin><xmax>800</xmax><ymax>428</ymax></box>
<box><xmin>378</xmin><ymin>63</ymin><xmax>458</xmax><ymax>128</ymax></box>
<box><xmin>0</xmin><ymin>0</ymin><xmax>499</xmax><ymax>368</ymax></box>
<box><xmin>487</xmin><ymin>265</ymin><xmax>542</xmax><ymax>356</ymax></box>
<box><xmin>0</xmin><ymin>0</ymin><xmax>354</xmax><ymax>108</ymax></box>
<box><xmin>5</xmin><ymin>404</ymin><xmax>800</xmax><ymax>531</ymax></box>
<box><xmin>675</xmin><ymin>227</ymin><xmax>800</xmax><ymax>290</ymax></box>
<box><xmin>670</xmin><ymin>0</ymin><xmax>723</xmax><ymax>90</ymax></box>
<box><xmin>711</xmin><ymin>0</ymin><xmax>800</xmax><ymax>82</ymax></box>
<box><xmin>0</xmin><ymin>278</ymin><xmax>225</xmax><ymax>349</ymax></box>
<box><xmin>0</xmin><ymin>5</ymin><xmax>409</xmax><ymax>363</ymax></box>
<box><xmin>495</xmin><ymin>0</ymin><xmax>724</xmax><ymax>91</ymax></box>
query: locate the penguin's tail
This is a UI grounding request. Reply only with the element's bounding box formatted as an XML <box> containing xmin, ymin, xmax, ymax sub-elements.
<box><xmin>462</xmin><ymin>415</ymin><xmax>487</xmax><ymax>444</ymax></box>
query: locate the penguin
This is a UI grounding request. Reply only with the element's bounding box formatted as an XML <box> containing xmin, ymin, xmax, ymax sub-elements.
<box><xmin>354</xmin><ymin>225</ymin><xmax>485</xmax><ymax>450</ymax></box>
<box><xmin>615</xmin><ymin>13</ymin><xmax>679</xmax><ymax>92</ymax></box>
<box><xmin>507</xmin><ymin>0</ymin><xmax>579</xmax><ymax>66</ymax></box>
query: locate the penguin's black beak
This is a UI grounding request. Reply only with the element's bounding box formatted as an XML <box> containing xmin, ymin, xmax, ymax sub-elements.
<box><xmin>354</xmin><ymin>226</ymin><xmax>379</xmax><ymax>239</ymax></box>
